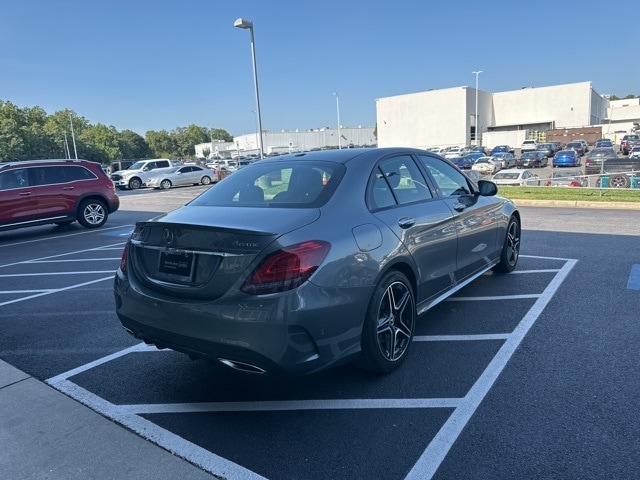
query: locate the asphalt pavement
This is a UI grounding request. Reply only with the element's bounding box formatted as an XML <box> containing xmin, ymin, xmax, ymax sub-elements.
<box><xmin>2</xmin><ymin>190</ymin><xmax>639</xmax><ymax>480</ymax></box>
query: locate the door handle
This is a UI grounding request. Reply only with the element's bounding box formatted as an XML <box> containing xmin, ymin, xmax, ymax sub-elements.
<box><xmin>452</xmin><ymin>202</ymin><xmax>466</xmax><ymax>212</ymax></box>
<box><xmin>398</xmin><ymin>217</ymin><xmax>415</xmax><ymax>229</ymax></box>
<box><xmin>19</xmin><ymin>192</ymin><xmax>32</xmax><ymax>196</ymax></box>
<box><xmin>62</xmin><ymin>187</ymin><xmax>74</xmax><ymax>190</ymax></box>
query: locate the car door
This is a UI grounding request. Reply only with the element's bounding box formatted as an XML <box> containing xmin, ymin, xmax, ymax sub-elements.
<box><xmin>183</xmin><ymin>166</ymin><xmax>201</xmax><ymax>185</ymax></box>
<box><xmin>368</xmin><ymin>154</ymin><xmax>458</xmax><ymax>306</ymax></box>
<box><xmin>417</xmin><ymin>154</ymin><xmax>503</xmax><ymax>283</ymax></box>
<box><xmin>30</xmin><ymin>166</ymin><xmax>79</xmax><ymax>219</ymax></box>
<box><xmin>0</xmin><ymin>167</ymin><xmax>39</xmax><ymax>227</ymax></box>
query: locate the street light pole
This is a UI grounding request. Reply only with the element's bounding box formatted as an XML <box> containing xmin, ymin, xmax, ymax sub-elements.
<box><xmin>234</xmin><ymin>17</ymin><xmax>264</xmax><ymax>159</ymax></box>
<box><xmin>252</xmin><ymin>110</ymin><xmax>260</xmax><ymax>154</ymax></box>
<box><xmin>472</xmin><ymin>70</ymin><xmax>482</xmax><ymax>146</ymax></box>
<box><xmin>333</xmin><ymin>92</ymin><xmax>341</xmax><ymax>149</ymax></box>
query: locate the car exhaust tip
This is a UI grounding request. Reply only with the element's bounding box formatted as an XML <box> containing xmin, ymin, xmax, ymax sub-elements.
<box><xmin>122</xmin><ymin>326</ymin><xmax>135</xmax><ymax>337</ymax></box>
<box><xmin>218</xmin><ymin>358</ymin><xmax>267</xmax><ymax>374</ymax></box>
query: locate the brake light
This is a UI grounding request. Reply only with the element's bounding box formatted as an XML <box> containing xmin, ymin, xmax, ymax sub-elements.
<box><xmin>119</xmin><ymin>242</ymin><xmax>129</xmax><ymax>275</ymax></box>
<box><xmin>545</xmin><ymin>181</ymin><xmax>552</xmax><ymax>186</ymax></box>
<box><xmin>569</xmin><ymin>181</ymin><xmax>581</xmax><ymax>187</ymax></box>
<box><xmin>241</xmin><ymin>241</ymin><xmax>331</xmax><ymax>295</ymax></box>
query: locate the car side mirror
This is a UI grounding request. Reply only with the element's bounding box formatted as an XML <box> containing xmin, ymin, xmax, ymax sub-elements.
<box><xmin>477</xmin><ymin>179</ymin><xmax>497</xmax><ymax>196</ymax></box>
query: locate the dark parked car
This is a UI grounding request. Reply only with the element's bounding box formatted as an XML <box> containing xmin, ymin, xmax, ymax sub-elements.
<box><xmin>584</xmin><ymin>147</ymin><xmax>618</xmax><ymax>174</ymax></box>
<box><xmin>492</xmin><ymin>152</ymin><xmax>516</xmax><ymax>169</ymax></box>
<box><xmin>516</xmin><ymin>151</ymin><xmax>548</xmax><ymax>168</ymax></box>
<box><xmin>450</xmin><ymin>156</ymin><xmax>473</xmax><ymax>170</ymax></box>
<box><xmin>106</xmin><ymin>160</ymin><xmax>134</xmax><ymax>175</ymax></box>
<box><xmin>565</xmin><ymin>141</ymin><xmax>586</xmax><ymax>156</ymax></box>
<box><xmin>535</xmin><ymin>143</ymin><xmax>555</xmax><ymax>157</ymax></box>
<box><xmin>0</xmin><ymin>159</ymin><xmax>120</xmax><ymax>231</ymax></box>
<box><xmin>114</xmin><ymin>148</ymin><xmax>520</xmax><ymax>377</ymax></box>
<box><xmin>553</xmin><ymin>149</ymin><xmax>581</xmax><ymax>167</ymax></box>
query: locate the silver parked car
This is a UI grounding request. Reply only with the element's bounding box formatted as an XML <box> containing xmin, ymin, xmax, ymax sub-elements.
<box><xmin>114</xmin><ymin>148</ymin><xmax>521</xmax><ymax>377</ymax></box>
<box><xmin>146</xmin><ymin>165</ymin><xmax>213</xmax><ymax>189</ymax></box>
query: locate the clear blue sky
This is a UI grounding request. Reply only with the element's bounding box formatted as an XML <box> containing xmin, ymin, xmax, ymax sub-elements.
<box><xmin>2</xmin><ymin>0</ymin><xmax>637</xmax><ymax>138</ymax></box>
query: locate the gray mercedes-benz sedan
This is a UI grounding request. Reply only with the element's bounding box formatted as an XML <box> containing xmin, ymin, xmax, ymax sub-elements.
<box><xmin>114</xmin><ymin>147</ymin><xmax>520</xmax><ymax>377</ymax></box>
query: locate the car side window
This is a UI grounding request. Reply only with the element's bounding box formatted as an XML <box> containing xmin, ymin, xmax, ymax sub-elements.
<box><xmin>33</xmin><ymin>166</ymin><xmax>66</xmax><ymax>186</ymax></box>
<box><xmin>0</xmin><ymin>169</ymin><xmax>29</xmax><ymax>190</ymax></box>
<box><xmin>157</xmin><ymin>160</ymin><xmax>170</xmax><ymax>168</ymax></box>
<box><xmin>418</xmin><ymin>154</ymin><xmax>472</xmax><ymax>197</ymax></box>
<box><xmin>368</xmin><ymin>155</ymin><xmax>433</xmax><ymax>210</ymax></box>
<box><xmin>63</xmin><ymin>166</ymin><xmax>97</xmax><ymax>181</ymax></box>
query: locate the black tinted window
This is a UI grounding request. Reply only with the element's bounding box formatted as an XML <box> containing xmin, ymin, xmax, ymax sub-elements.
<box><xmin>369</xmin><ymin>155</ymin><xmax>433</xmax><ymax>210</ymax></box>
<box><xmin>63</xmin><ymin>166</ymin><xmax>96</xmax><ymax>181</ymax></box>
<box><xmin>0</xmin><ymin>168</ymin><xmax>29</xmax><ymax>190</ymax></box>
<box><xmin>33</xmin><ymin>166</ymin><xmax>65</xmax><ymax>186</ymax></box>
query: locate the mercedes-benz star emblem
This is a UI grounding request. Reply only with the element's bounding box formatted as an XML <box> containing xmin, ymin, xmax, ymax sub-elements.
<box><xmin>162</xmin><ymin>228</ymin><xmax>174</xmax><ymax>245</ymax></box>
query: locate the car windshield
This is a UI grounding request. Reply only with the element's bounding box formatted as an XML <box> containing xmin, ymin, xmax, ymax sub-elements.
<box><xmin>191</xmin><ymin>160</ymin><xmax>344</xmax><ymax>208</ymax></box>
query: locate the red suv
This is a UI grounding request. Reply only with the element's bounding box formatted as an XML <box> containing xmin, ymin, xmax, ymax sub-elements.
<box><xmin>0</xmin><ymin>159</ymin><xmax>120</xmax><ymax>232</ymax></box>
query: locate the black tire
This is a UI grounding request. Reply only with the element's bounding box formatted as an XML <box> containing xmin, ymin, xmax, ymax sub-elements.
<box><xmin>160</xmin><ymin>179</ymin><xmax>172</xmax><ymax>189</ymax></box>
<box><xmin>201</xmin><ymin>176</ymin><xmax>212</xmax><ymax>185</ymax></box>
<box><xmin>609</xmin><ymin>174</ymin><xmax>631</xmax><ymax>188</ymax></box>
<box><xmin>128</xmin><ymin>177</ymin><xmax>142</xmax><ymax>190</ymax></box>
<box><xmin>77</xmin><ymin>199</ymin><xmax>108</xmax><ymax>228</ymax></box>
<box><xmin>357</xmin><ymin>270</ymin><xmax>415</xmax><ymax>373</ymax></box>
<box><xmin>493</xmin><ymin>216</ymin><xmax>520</xmax><ymax>273</ymax></box>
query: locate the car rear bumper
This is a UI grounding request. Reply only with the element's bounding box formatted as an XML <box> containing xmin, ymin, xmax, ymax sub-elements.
<box><xmin>113</xmin><ymin>272</ymin><xmax>366</xmax><ymax>377</ymax></box>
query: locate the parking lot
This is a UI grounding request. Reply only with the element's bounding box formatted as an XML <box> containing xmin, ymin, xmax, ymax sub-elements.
<box><xmin>2</xmin><ymin>187</ymin><xmax>640</xmax><ymax>479</ymax></box>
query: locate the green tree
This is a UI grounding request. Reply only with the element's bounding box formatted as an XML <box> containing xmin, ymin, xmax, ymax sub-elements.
<box><xmin>79</xmin><ymin>123</ymin><xmax>122</xmax><ymax>163</ymax></box>
<box><xmin>118</xmin><ymin>129</ymin><xmax>153</xmax><ymax>159</ymax></box>
<box><xmin>145</xmin><ymin>129</ymin><xmax>176</xmax><ymax>158</ymax></box>
<box><xmin>43</xmin><ymin>110</ymin><xmax>90</xmax><ymax>159</ymax></box>
<box><xmin>172</xmin><ymin>125</ymin><xmax>210</xmax><ymax>158</ymax></box>
<box><xmin>210</xmin><ymin>128</ymin><xmax>233</xmax><ymax>142</ymax></box>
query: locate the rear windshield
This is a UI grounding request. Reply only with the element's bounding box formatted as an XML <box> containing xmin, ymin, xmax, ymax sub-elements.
<box><xmin>190</xmin><ymin>160</ymin><xmax>344</xmax><ymax>208</ymax></box>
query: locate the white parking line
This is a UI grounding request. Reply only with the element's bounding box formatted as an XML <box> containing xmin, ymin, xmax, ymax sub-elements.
<box><xmin>405</xmin><ymin>258</ymin><xmax>577</xmax><ymax>479</ymax></box>
<box><xmin>415</xmin><ymin>334</ymin><xmax>511</xmax><ymax>341</ymax></box>
<box><xmin>0</xmin><ymin>225</ymin><xmax>131</xmax><ymax>249</ymax></box>
<box><xmin>0</xmin><ymin>242</ymin><xmax>125</xmax><ymax>269</ymax></box>
<box><xmin>0</xmin><ymin>271</ymin><xmax>114</xmax><ymax>278</ymax></box>
<box><xmin>26</xmin><ymin>259</ymin><xmax>122</xmax><ymax>263</ymax></box>
<box><xmin>0</xmin><ymin>276</ymin><xmax>113</xmax><ymax>307</ymax></box>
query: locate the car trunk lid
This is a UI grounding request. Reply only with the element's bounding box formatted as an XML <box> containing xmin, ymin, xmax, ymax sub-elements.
<box><xmin>128</xmin><ymin>206</ymin><xmax>320</xmax><ymax>299</ymax></box>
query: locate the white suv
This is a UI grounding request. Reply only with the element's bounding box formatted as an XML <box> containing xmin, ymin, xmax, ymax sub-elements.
<box><xmin>520</xmin><ymin>140</ymin><xmax>538</xmax><ymax>152</ymax></box>
<box><xmin>110</xmin><ymin>159</ymin><xmax>173</xmax><ymax>190</ymax></box>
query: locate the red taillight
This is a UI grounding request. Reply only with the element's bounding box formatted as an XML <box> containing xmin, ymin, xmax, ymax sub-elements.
<box><xmin>546</xmin><ymin>181</ymin><xmax>552</xmax><ymax>186</ymax></box>
<box><xmin>119</xmin><ymin>242</ymin><xmax>129</xmax><ymax>274</ymax></box>
<box><xmin>569</xmin><ymin>181</ymin><xmax>581</xmax><ymax>187</ymax></box>
<box><xmin>241</xmin><ymin>241</ymin><xmax>331</xmax><ymax>295</ymax></box>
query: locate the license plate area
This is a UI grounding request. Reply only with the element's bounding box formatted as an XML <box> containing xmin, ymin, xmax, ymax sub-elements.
<box><xmin>158</xmin><ymin>250</ymin><xmax>195</xmax><ymax>282</ymax></box>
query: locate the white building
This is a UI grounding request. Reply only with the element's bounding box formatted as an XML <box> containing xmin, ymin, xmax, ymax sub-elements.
<box><xmin>375</xmin><ymin>81</ymin><xmax>638</xmax><ymax>149</ymax></box>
